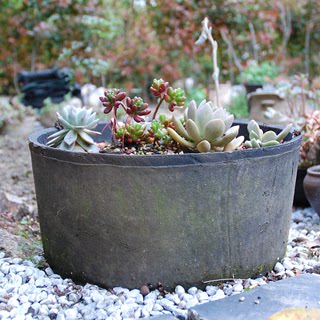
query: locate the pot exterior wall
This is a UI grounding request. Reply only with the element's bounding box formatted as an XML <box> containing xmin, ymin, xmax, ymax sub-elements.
<box><xmin>29</xmin><ymin>124</ymin><xmax>300</xmax><ymax>289</ymax></box>
<box><xmin>303</xmin><ymin>165</ymin><xmax>320</xmax><ymax>216</ymax></box>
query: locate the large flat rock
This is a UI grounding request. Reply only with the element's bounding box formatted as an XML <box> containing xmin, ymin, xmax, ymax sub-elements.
<box><xmin>189</xmin><ymin>273</ymin><xmax>320</xmax><ymax>320</ymax></box>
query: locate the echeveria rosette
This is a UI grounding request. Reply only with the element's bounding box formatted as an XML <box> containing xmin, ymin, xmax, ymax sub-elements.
<box><xmin>125</xmin><ymin>97</ymin><xmax>151</xmax><ymax>122</ymax></box>
<box><xmin>46</xmin><ymin>105</ymin><xmax>101</xmax><ymax>153</ymax></box>
<box><xmin>164</xmin><ymin>87</ymin><xmax>186</xmax><ymax>112</ymax></box>
<box><xmin>150</xmin><ymin>79</ymin><xmax>169</xmax><ymax>98</ymax></box>
<box><xmin>99</xmin><ymin>89</ymin><xmax>126</xmax><ymax>114</ymax></box>
<box><xmin>167</xmin><ymin>99</ymin><xmax>244</xmax><ymax>153</ymax></box>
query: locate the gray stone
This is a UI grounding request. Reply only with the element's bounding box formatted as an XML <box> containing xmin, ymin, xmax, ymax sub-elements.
<box><xmin>189</xmin><ymin>274</ymin><xmax>320</xmax><ymax>320</ymax></box>
<box><xmin>205</xmin><ymin>285</ymin><xmax>217</xmax><ymax>296</ymax></box>
<box><xmin>187</xmin><ymin>287</ymin><xmax>198</xmax><ymax>295</ymax></box>
<box><xmin>175</xmin><ymin>285</ymin><xmax>185</xmax><ymax>296</ymax></box>
<box><xmin>186</xmin><ymin>297</ymin><xmax>199</xmax><ymax>309</ymax></box>
<box><xmin>274</xmin><ymin>262</ymin><xmax>285</xmax><ymax>273</ymax></box>
<box><xmin>64</xmin><ymin>308</ymin><xmax>78</xmax><ymax>319</ymax></box>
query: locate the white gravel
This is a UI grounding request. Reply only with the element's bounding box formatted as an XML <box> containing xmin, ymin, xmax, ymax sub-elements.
<box><xmin>0</xmin><ymin>208</ymin><xmax>319</xmax><ymax>319</ymax></box>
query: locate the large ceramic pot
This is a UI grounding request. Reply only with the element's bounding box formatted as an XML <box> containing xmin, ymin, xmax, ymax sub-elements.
<box><xmin>29</xmin><ymin>121</ymin><xmax>301</xmax><ymax>289</ymax></box>
<box><xmin>303</xmin><ymin>165</ymin><xmax>320</xmax><ymax>215</ymax></box>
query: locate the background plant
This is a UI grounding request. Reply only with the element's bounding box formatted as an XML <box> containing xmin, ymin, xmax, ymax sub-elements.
<box><xmin>1</xmin><ymin>0</ymin><xmax>320</xmax><ymax>96</ymax></box>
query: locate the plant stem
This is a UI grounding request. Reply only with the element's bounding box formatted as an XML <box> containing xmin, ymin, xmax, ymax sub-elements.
<box><xmin>152</xmin><ymin>96</ymin><xmax>165</xmax><ymax>120</ymax></box>
<box><xmin>202</xmin><ymin>17</ymin><xmax>220</xmax><ymax>108</ymax></box>
<box><xmin>203</xmin><ymin>277</ymin><xmax>238</xmax><ymax>284</ymax></box>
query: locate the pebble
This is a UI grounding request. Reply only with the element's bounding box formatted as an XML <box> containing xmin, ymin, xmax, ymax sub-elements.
<box><xmin>274</xmin><ymin>262</ymin><xmax>285</xmax><ymax>273</ymax></box>
<box><xmin>0</xmin><ymin>208</ymin><xmax>318</xmax><ymax>319</ymax></box>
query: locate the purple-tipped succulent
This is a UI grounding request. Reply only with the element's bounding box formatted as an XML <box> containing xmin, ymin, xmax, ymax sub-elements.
<box><xmin>99</xmin><ymin>89</ymin><xmax>126</xmax><ymax>114</ymax></box>
<box><xmin>125</xmin><ymin>97</ymin><xmax>151</xmax><ymax>122</ymax></box>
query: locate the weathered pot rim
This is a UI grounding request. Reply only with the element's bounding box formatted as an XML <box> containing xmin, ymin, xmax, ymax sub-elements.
<box><xmin>307</xmin><ymin>165</ymin><xmax>320</xmax><ymax>176</ymax></box>
<box><xmin>29</xmin><ymin>120</ymin><xmax>301</xmax><ymax>167</ymax></box>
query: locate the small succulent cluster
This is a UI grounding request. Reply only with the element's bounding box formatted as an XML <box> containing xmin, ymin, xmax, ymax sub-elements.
<box><xmin>150</xmin><ymin>79</ymin><xmax>186</xmax><ymax>117</ymax></box>
<box><xmin>167</xmin><ymin>100</ymin><xmax>244</xmax><ymax>152</ymax></box>
<box><xmin>114</xmin><ymin>114</ymin><xmax>174</xmax><ymax>146</ymax></box>
<box><xmin>244</xmin><ymin>120</ymin><xmax>292</xmax><ymax>148</ymax></box>
<box><xmin>46</xmin><ymin>105</ymin><xmax>100</xmax><ymax>152</ymax></box>
<box><xmin>299</xmin><ymin>111</ymin><xmax>320</xmax><ymax>168</ymax></box>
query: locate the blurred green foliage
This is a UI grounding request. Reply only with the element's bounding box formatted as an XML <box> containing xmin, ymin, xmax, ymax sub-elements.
<box><xmin>225</xmin><ymin>91</ymin><xmax>249</xmax><ymax>119</ymax></box>
<box><xmin>238</xmin><ymin>61</ymin><xmax>280</xmax><ymax>84</ymax></box>
<box><xmin>0</xmin><ymin>0</ymin><xmax>319</xmax><ymax>96</ymax></box>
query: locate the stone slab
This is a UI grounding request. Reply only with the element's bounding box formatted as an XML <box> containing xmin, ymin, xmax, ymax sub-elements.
<box><xmin>189</xmin><ymin>273</ymin><xmax>320</xmax><ymax>320</ymax></box>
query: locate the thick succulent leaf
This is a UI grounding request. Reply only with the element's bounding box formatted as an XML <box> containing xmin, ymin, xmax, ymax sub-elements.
<box><xmin>247</xmin><ymin>120</ymin><xmax>263</xmax><ymax>140</ymax></box>
<box><xmin>244</xmin><ymin>141</ymin><xmax>253</xmax><ymax>148</ymax></box>
<box><xmin>261</xmin><ymin>140</ymin><xmax>280</xmax><ymax>147</ymax></box>
<box><xmin>73</xmin><ymin>144</ymin><xmax>86</xmax><ymax>153</ymax></box>
<box><xmin>59</xmin><ymin>106</ymin><xmax>69</xmax><ymax>120</ymax></box>
<box><xmin>186</xmin><ymin>119</ymin><xmax>202</xmax><ymax>142</ymax></box>
<box><xmin>262</xmin><ymin>131</ymin><xmax>277</xmax><ymax>142</ymax></box>
<box><xmin>204</xmin><ymin>119</ymin><xmax>225</xmax><ymax>141</ymax></box>
<box><xmin>197</xmin><ymin>140</ymin><xmax>211</xmax><ymax>153</ymax></box>
<box><xmin>249</xmin><ymin>130</ymin><xmax>260</xmax><ymax>140</ymax></box>
<box><xmin>77</xmin><ymin>108</ymin><xmax>88</xmax><ymax>125</ymax></box>
<box><xmin>68</xmin><ymin>108</ymin><xmax>78</xmax><ymax>125</ymax></box>
<box><xmin>57</xmin><ymin>113</ymin><xmax>74</xmax><ymax>129</ymax></box>
<box><xmin>198</xmin><ymin>99</ymin><xmax>207</xmax><ymax>109</ymax></box>
<box><xmin>224</xmin><ymin>136</ymin><xmax>244</xmax><ymax>151</ymax></box>
<box><xmin>78</xmin><ymin>130</ymin><xmax>94</xmax><ymax>144</ymax></box>
<box><xmin>85</xmin><ymin>118</ymin><xmax>100</xmax><ymax>130</ymax></box>
<box><xmin>47</xmin><ymin>134</ymin><xmax>66</xmax><ymax>147</ymax></box>
<box><xmin>167</xmin><ymin>128</ymin><xmax>195</xmax><ymax>148</ymax></box>
<box><xmin>59</xmin><ymin>140</ymin><xmax>75</xmax><ymax>151</ymax></box>
<box><xmin>196</xmin><ymin>103</ymin><xmax>214</xmax><ymax>135</ymax></box>
<box><xmin>47</xmin><ymin>129</ymin><xmax>69</xmax><ymax>140</ymax></box>
<box><xmin>224</xmin><ymin>114</ymin><xmax>234</xmax><ymax>131</ymax></box>
<box><xmin>172</xmin><ymin>115</ymin><xmax>191</xmax><ymax>140</ymax></box>
<box><xmin>210</xmin><ymin>125</ymin><xmax>239</xmax><ymax>146</ymax></box>
<box><xmin>251</xmin><ymin>138</ymin><xmax>260</xmax><ymax>148</ymax></box>
<box><xmin>83</xmin><ymin>129</ymin><xmax>101</xmax><ymax>136</ymax></box>
<box><xmin>77</xmin><ymin>138</ymin><xmax>99</xmax><ymax>153</ymax></box>
<box><xmin>187</xmin><ymin>101</ymin><xmax>197</xmax><ymax>123</ymax></box>
<box><xmin>212</xmin><ymin>107</ymin><xmax>226</xmax><ymax>120</ymax></box>
<box><xmin>207</xmin><ymin>101</ymin><xmax>215</xmax><ymax>109</ymax></box>
<box><xmin>276</xmin><ymin>123</ymin><xmax>292</xmax><ymax>142</ymax></box>
<box><xmin>64</xmin><ymin>130</ymin><xmax>78</xmax><ymax>146</ymax></box>
<box><xmin>86</xmin><ymin>112</ymin><xmax>98</xmax><ymax>125</ymax></box>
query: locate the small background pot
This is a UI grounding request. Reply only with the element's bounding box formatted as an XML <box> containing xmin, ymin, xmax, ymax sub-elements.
<box><xmin>303</xmin><ymin>165</ymin><xmax>320</xmax><ymax>215</ymax></box>
<box><xmin>293</xmin><ymin>168</ymin><xmax>310</xmax><ymax>207</ymax></box>
<box><xmin>29</xmin><ymin>121</ymin><xmax>301</xmax><ymax>290</ymax></box>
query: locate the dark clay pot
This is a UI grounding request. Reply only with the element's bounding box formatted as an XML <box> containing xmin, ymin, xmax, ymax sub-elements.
<box><xmin>293</xmin><ymin>168</ymin><xmax>310</xmax><ymax>207</ymax></box>
<box><xmin>29</xmin><ymin>121</ymin><xmax>301</xmax><ymax>290</ymax></box>
<box><xmin>303</xmin><ymin>165</ymin><xmax>320</xmax><ymax>215</ymax></box>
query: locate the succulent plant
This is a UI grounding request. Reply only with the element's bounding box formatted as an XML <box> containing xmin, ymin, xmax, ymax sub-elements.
<box><xmin>148</xmin><ymin>114</ymin><xmax>173</xmax><ymax>145</ymax></box>
<box><xmin>299</xmin><ymin>111</ymin><xmax>320</xmax><ymax>168</ymax></box>
<box><xmin>244</xmin><ymin>120</ymin><xmax>292</xmax><ymax>149</ymax></box>
<box><xmin>99</xmin><ymin>89</ymin><xmax>126</xmax><ymax>114</ymax></box>
<box><xmin>164</xmin><ymin>87</ymin><xmax>186</xmax><ymax>112</ymax></box>
<box><xmin>150</xmin><ymin>79</ymin><xmax>169</xmax><ymax>97</ymax></box>
<box><xmin>167</xmin><ymin>100</ymin><xmax>244</xmax><ymax>152</ymax></box>
<box><xmin>115</xmin><ymin>122</ymin><xmax>148</xmax><ymax>144</ymax></box>
<box><xmin>46</xmin><ymin>105</ymin><xmax>101</xmax><ymax>153</ymax></box>
<box><xmin>125</xmin><ymin>97</ymin><xmax>151</xmax><ymax>122</ymax></box>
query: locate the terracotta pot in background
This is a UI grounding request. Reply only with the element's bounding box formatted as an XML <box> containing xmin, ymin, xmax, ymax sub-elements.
<box><xmin>303</xmin><ymin>165</ymin><xmax>320</xmax><ymax>215</ymax></box>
